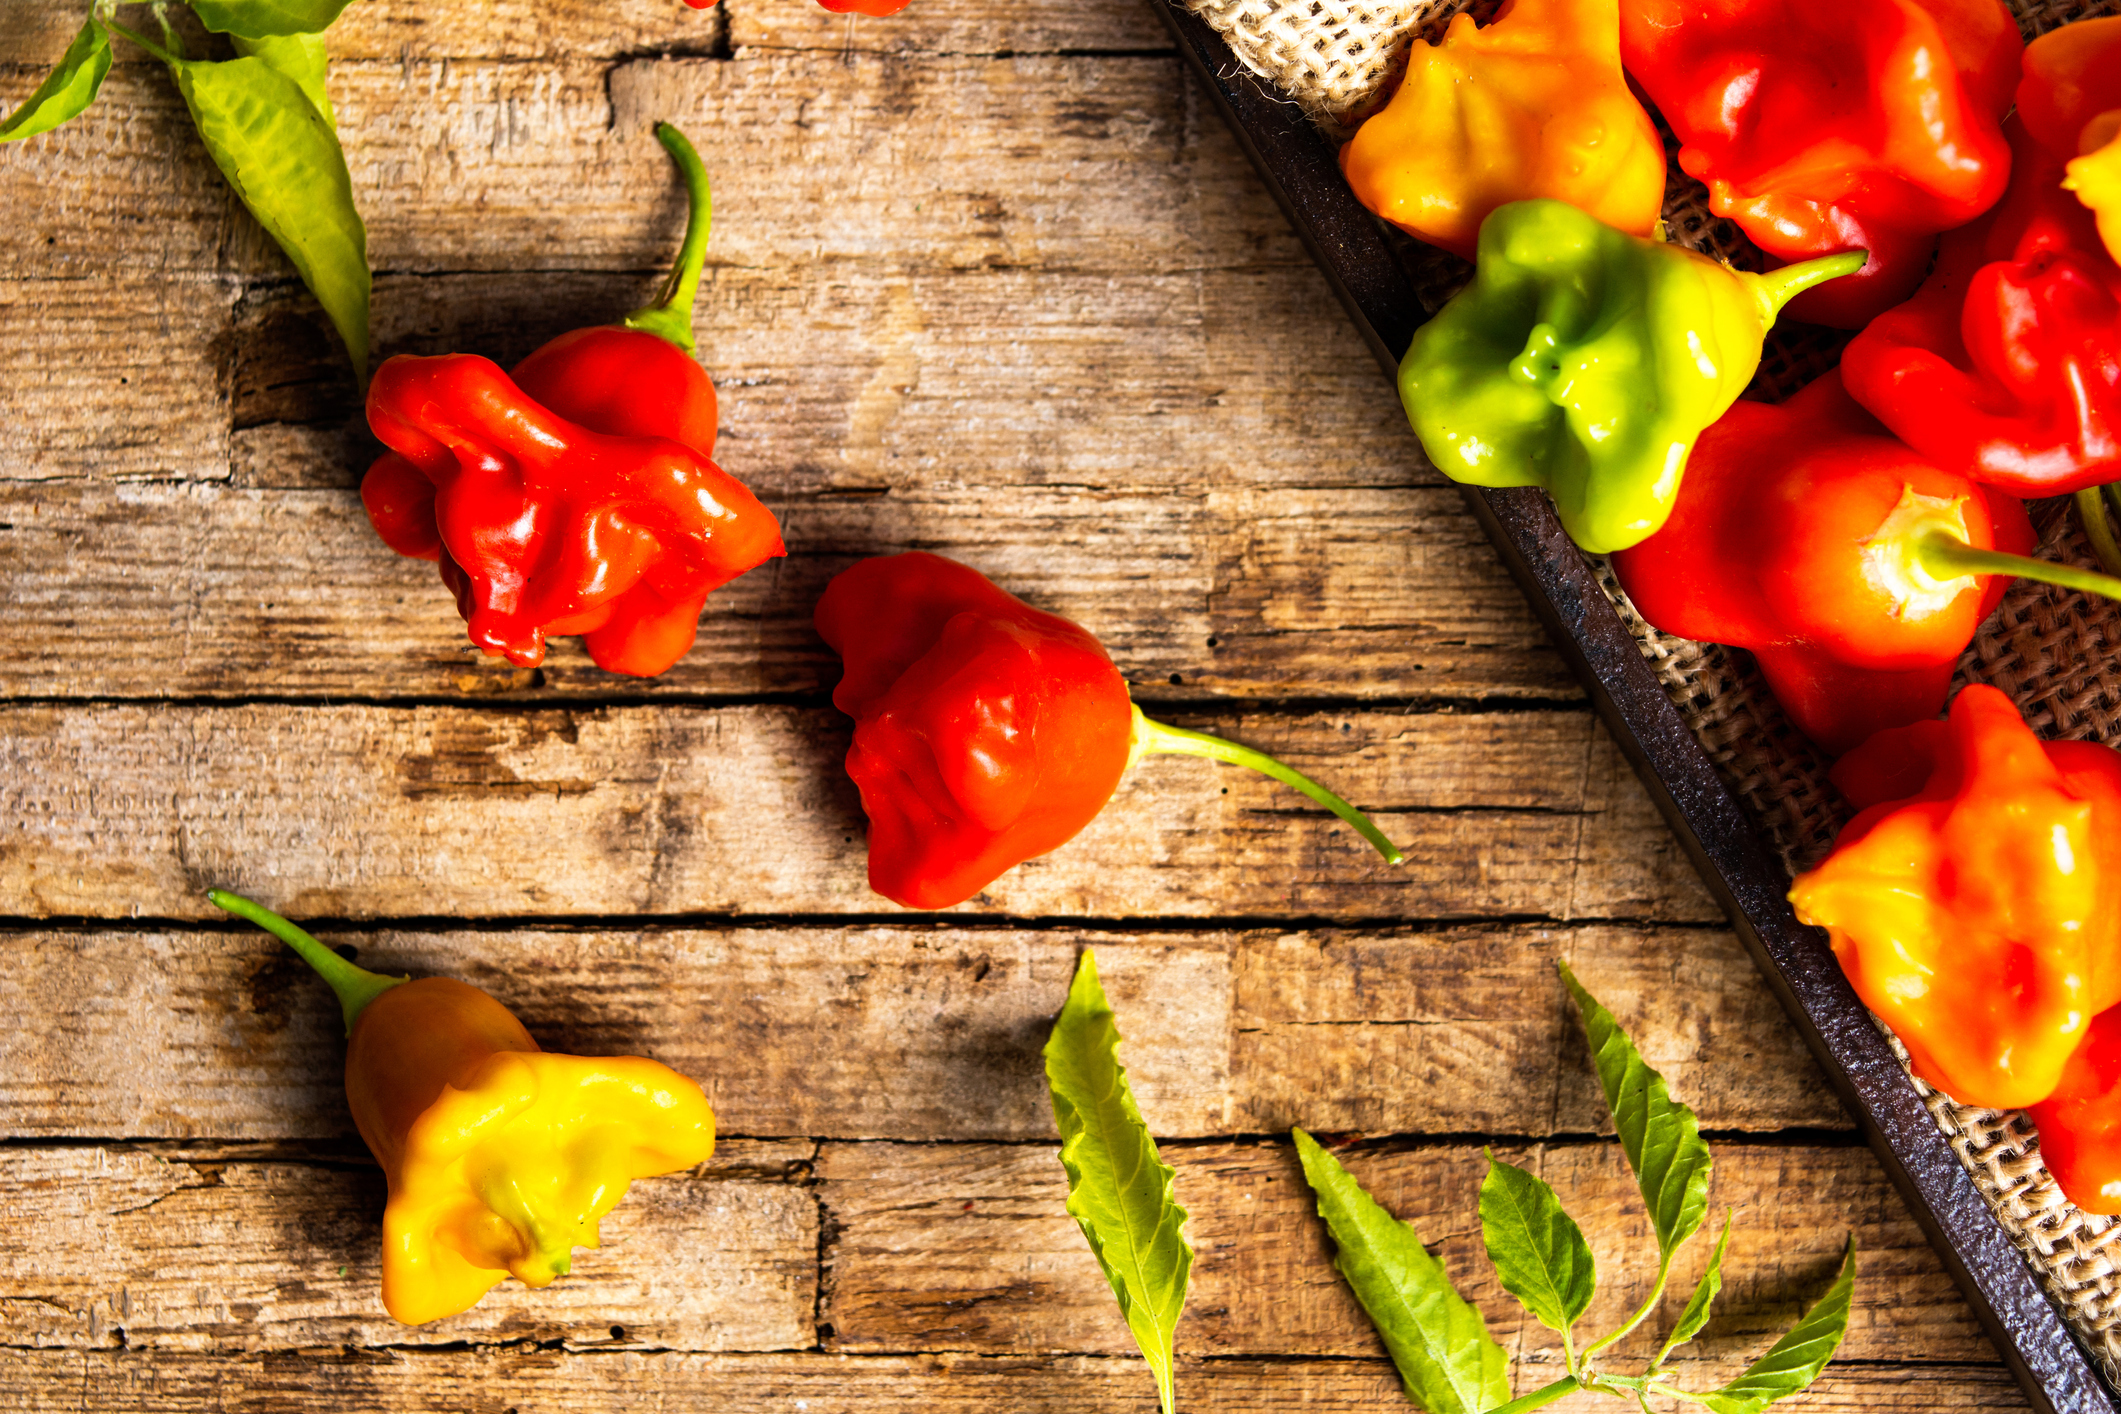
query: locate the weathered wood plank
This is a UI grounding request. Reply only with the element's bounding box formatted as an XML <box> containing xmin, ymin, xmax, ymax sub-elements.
<box><xmin>0</xmin><ymin>1348</ymin><xmax>2034</xmax><ymax>1412</ymax></box>
<box><xmin>0</xmin><ymin>703</ymin><xmax>1713</xmax><ymax>923</ymax></box>
<box><xmin>0</xmin><ymin>1142</ymin><xmax>816</xmax><ymax>1352</ymax></box>
<box><xmin>4</xmin><ymin>53</ymin><xmax>1297</xmax><ymax>280</ymax></box>
<box><xmin>818</xmin><ymin>1139</ymin><xmax>1984</xmax><ymax>1365</ymax></box>
<box><xmin>0</xmin><ymin>922</ymin><xmax>1837</xmax><ymax>1141</ymax></box>
<box><xmin>728</xmin><ymin>0</ymin><xmax>1172</xmax><ymax>55</ymax></box>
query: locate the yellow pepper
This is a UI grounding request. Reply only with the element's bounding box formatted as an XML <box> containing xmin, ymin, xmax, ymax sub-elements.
<box><xmin>1339</xmin><ymin>0</ymin><xmax>1666</xmax><ymax>260</ymax></box>
<box><xmin>211</xmin><ymin>891</ymin><xmax>716</xmax><ymax>1326</ymax></box>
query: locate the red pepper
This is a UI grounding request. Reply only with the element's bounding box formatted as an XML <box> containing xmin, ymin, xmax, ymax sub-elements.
<box><xmin>1789</xmin><ymin>685</ymin><xmax>2121</xmax><ymax>1109</ymax></box>
<box><xmin>1840</xmin><ymin>115</ymin><xmax>2121</xmax><ymax>497</ymax></box>
<box><xmin>1617</xmin><ymin>0</ymin><xmax>2020</xmax><ymax>327</ymax></box>
<box><xmin>2030</xmin><ymin>1004</ymin><xmax>2121</xmax><ymax>1214</ymax></box>
<box><xmin>361</xmin><ymin>124</ymin><xmax>783</xmax><ymax>678</ymax></box>
<box><xmin>1605</xmin><ymin>371</ymin><xmax>2121</xmax><ymax>754</ymax></box>
<box><xmin>814</xmin><ymin>553</ymin><xmax>1403</xmax><ymax>909</ymax></box>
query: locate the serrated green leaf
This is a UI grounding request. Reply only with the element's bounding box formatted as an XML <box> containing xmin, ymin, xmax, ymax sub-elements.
<box><xmin>1479</xmin><ymin>1150</ymin><xmax>1595</xmax><ymax>1338</ymax></box>
<box><xmin>1044</xmin><ymin>951</ymin><xmax>1191</xmax><ymax>1414</ymax></box>
<box><xmin>186</xmin><ymin>0</ymin><xmax>357</xmax><ymax>38</ymax></box>
<box><xmin>1293</xmin><ymin>1127</ymin><xmax>1509</xmax><ymax>1414</ymax></box>
<box><xmin>1653</xmin><ymin>1210</ymin><xmax>1732</xmax><ymax>1369</ymax></box>
<box><xmin>1559</xmin><ymin>962</ymin><xmax>1711</xmax><ymax>1261</ymax></box>
<box><xmin>231</xmin><ymin>32</ymin><xmax>334</xmax><ymax>132</ymax></box>
<box><xmin>168</xmin><ymin>54</ymin><xmax>367</xmax><ymax>377</ymax></box>
<box><xmin>1695</xmin><ymin>1236</ymin><xmax>1856</xmax><ymax>1414</ymax></box>
<box><xmin>0</xmin><ymin>14</ymin><xmax>112</xmax><ymax>142</ymax></box>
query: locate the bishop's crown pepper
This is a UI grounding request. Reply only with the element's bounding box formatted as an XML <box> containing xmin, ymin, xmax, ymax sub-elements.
<box><xmin>1617</xmin><ymin>0</ymin><xmax>2021</xmax><ymax>328</ymax></box>
<box><xmin>1840</xmin><ymin>115</ymin><xmax>2121</xmax><ymax>499</ymax></box>
<box><xmin>1339</xmin><ymin>0</ymin><xmax>1666</xmax><ymax>260</ymax></box>
<box><xmin>1789</xmin><ymin>686</ymin><xmax>2121</xmax><ymax>1110</ymax></box>
<box><xmin>1608</xmin><ymin>371</ymin><xmax>2121</xmax><ymax>755</ymax></box>
<box><xmin>362</xmin><ymin>123</ymin><xmax>784</xmax><ymax>679</ymax></box>
<box><xmin>2030</xmin><ymin>1004</ymin><xmax>2121</xmax><ymax>1214</ymax></box>
<box><xmin>814</xmin><ymin>553</ymin><xmax>1404</xmax><ymax>910</ymax></box>
<box><xmin>2020</xmin><ymin>15</ymin><xmax>2121</xmax><ymax>266</ymax></box>
<box><xmin>1398</xmin><ymin>198</ymin><xmax>1864</xmax><ymax>554</ymax></box>
<box><xmin>210</xmin><ymin>891</ymin><xmax>716</xmax><ymax>1326</ymax></box>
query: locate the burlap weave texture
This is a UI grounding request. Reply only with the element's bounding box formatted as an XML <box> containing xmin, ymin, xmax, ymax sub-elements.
<box><xmin>1181</xmin><ymin>0</ymin><xmax>2121</xmax><ymax>1383</ymax></box>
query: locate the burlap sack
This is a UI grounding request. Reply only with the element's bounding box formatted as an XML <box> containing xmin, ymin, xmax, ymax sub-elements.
<box><xmin>1182</xmin><ymin>0</ymin><xmax>2121</xmax><ymax>1381</ymax></box>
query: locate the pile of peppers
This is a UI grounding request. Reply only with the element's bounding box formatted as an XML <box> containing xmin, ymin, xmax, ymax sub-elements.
<box><xmin>1352</xmin><ymin>0</ymin><xmax>2121</xmax><ymax>1215</ymax></box>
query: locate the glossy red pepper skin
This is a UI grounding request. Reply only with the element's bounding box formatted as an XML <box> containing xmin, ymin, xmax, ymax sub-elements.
<box><xmin>1617</xmin><ymin>0</ymin><xmax>2020</xmax><ymax>327</ymax></box>
<box><xmin>365</xmin><ymin>351</ymin><xmax>782</xmax><ymax>678</ymax></box>
<box><xmin>1841</xmin><ymin>117</ymin><xmax>2121</xmax><ymax>495</ymax></box>
<box><xmin>1610</xmin><ymin>372</ymin><xmax>2033</xmax><ymax>754</ymax></box>
<box><xmin>2030</xmin><ymin>1005</ymin><xmax>2121</xmax><ymax>1214</ymax></box>
<box><xmin>815</xmin><ymin>553</ymin><xmax>1134</xmax><ymax>909</ymax></box>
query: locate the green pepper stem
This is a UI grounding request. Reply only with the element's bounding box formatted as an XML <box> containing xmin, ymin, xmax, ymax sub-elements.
<box><xmin>1746</xmin><ymin>250</ymin><xmax>1868</xmax><ymax>323</ymax></box>
<box><xmin>1128</xmin><ymin>704</ymin><xmax>1405</xmax><ymax>865</ymax></box>
<box><xmin>1916</xmin><ymin>530</ymin><xmax>2121</xmax><ymax>605</ymax></box>
<box><xmin>2078</xmin><ymin>486</ymin><xmax>2121</xmax><ymax>577</ymax></box>
<box><xmin>100</xmin><ymin>15</ymin><xmax>181</xmax><ymax>65</ymax></box>
<box><xmin>621</xmin><ymin>122</ymin><xmax>712</xmax><ymax>353</ymax></box>
<box><xmin>1487</xmin><ymin>1375</ymin><xmax>1583</xmax><ymax>1414</ymax></box>
<box><xmin>208</xmin><ymin>890</ymin><xmax>408</xmax><ymax>1037</ymax></box>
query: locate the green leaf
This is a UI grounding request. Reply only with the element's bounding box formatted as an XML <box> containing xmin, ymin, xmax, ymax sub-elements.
<box><xmin>1653</xmin><ymin>1210</ymin><xmax>1732</xmax><ymax>1369</ymax></box>
<box><xmin>0</xmin><ymin>15</ymin><xmax>112</xmax><ymax>142</ymax></box>
<box><xmin>1044</xmin><ymin>951</ymin><xmax>1192</xmax><ymax>1414</ymax></box>
<box><xmin>1559</xmin><ymin>962</ymin><xmax>1711</xmax><ymax>1261</ymax></box>
<box><xmin>1694</xmin><ymin>1236</ymin><xmax>1856</xmax><ymax>1414</ymax></box>
<box><xmin>1292</xmin><ymin>1127</ymin><xmax>1510</xmax><ymax>1414</ymax></box>
<box><xmin>1479</xmin><ymin>1150</ymin><xmax>1595</xmax><ymax>1339</ymax></box>
<box><xmin>186</xmin><ymin>0</ymin><xmax>357</xmax><ymax>38</ymax></box>
<box><xmin>168</xmin><ymin>54</ymin><xmax>368</xmax><ymax>377</ymax></box>
<box><xmin>231</xmin><ymin>32</ymin><xmax>334</xmax><ymax>132</ymax></box>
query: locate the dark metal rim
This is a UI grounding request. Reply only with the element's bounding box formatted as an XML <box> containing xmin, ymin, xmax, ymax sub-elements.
<box><xmin>1145</xmin><ymin>4</ymin><xmax>2121</xmax><ymax>1409</ymax></box>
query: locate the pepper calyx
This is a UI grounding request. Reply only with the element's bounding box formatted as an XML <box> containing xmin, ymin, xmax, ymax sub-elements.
<box><xmin>620</xmin><ymin>121</ymin><xmax>712</xmax><ymax>354</ymax></box>
<box><xmin>1128</xmin><ymin>703</ymin><xmax>1405</xmax><ymax>865</ymax></box>
<box><xmin>209</xmin><ymin>889</ymin><xmax>409</xmax><ymax>1036</ymax></box>
<box><xmin>1862</xmin><ymin>486</ymin><xmax>1982</xmax><ymax>618</ymax></box>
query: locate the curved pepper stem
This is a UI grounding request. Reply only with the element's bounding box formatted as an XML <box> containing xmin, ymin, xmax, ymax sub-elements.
<box><xmin>209</xmin><ymin>890</ymin><xmax>408</xmax><ymax>1037</ymax></box>
<box><xmin>1127</xmin><ymin>705</ymin><xmax>1405</xmax><ymax>865</ymax></box>
<box><xmin>2076</xmin><ymin>485</ymin><xmax>2121</xmax><ymax>578</ymax></box>
<box><xmin>1742</xmin><ymin>250</ymin><xmax>1869</xmax><ymax>324</ymax></box>
<box><xmin>1916</xmin><ymin>531</ymin><xmax>2121</xmax><ymax>606</ymax></box>
<box><xmin>621</xmin><ymin>122</ymin><xmax>712</xmax><ymax>353</ymax></box>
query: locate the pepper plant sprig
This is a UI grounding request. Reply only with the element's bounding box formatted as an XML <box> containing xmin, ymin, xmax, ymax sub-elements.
<box><xmin>1297</xmin><ymin>962</ymin><xmax>1856</xmax><ymax>1414</ymax></box>
<box><xmin>3</xmin><ymin>0</ymin><xmax>370</xmax><ymax>379</ymax></box>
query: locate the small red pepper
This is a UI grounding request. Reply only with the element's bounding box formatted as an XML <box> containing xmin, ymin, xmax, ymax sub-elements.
<box><xmin>1789</xmin><ymin>685</ymin><xmax>2121</xmax><ymax>1110</ymax></box>
<box><xmin>1617</xmin><ymin>0</ymin><xmax>2021</xmax><ymax>327</ymax></box>
<box><xmin>1840</xmin><ymin>115</ymin><xmax>2121</xmax><ymax>497</ymax></box>
<box><xmin>361</xmin><ymin>123</ymin><xmax>784</xmax><ymax>678</ymax></box>
<box><xmin>814</xmin><ymin>553</ymin><xmax>1403</xmax><ymax>909</ymax></box>
<box><xmin>1606</xmin><ymin>371</ymin><xmax>2121</xmax><ymax>754</ymax></box>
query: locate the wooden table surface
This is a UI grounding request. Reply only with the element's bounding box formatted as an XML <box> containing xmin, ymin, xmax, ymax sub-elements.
<box><xmin>0</xmin><ymin>0</ymin><xmax>2044</xmax><ymax>1408</ymax></box>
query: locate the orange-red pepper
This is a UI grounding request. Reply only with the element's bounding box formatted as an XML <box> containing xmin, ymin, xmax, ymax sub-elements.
<box><xmin>211</xmin><ymin>891</ymin><xmax>716</xmax><ymax>1325</ymax></box>
<box><xmin>361</xmin><ymin>123</ymin><xmax>784</xmax><ymax>678</ymax></box>
<box><xmin>2029</xmin><ymin>1004</ymin><xmax>2121</xmax><ymax>1214</ymax></box>
<box><xmin>1617</xmin><ymin>0</ymin><xmax>2021</xmax><ymax>327</ymax></box>
<box><xmin>815</xmin><ymin>553</ymin><xmax>1402</xmax><ymax>908</ymax></box>
<box><xmin>1789</xmin><ymin>686</ymin><xmax>2121</xmax><ymax>1109</ymax></box>
<box><xmin>2020</xmin><ymin>14</ymin><xmax>2121</xmax><ymax>266</ymax></box>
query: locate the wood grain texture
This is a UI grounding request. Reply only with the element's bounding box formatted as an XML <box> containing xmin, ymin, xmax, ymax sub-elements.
<box><xmin>0</xmin><ymin>1142</ymin><xmax>817</xmax><ymax>1352</ymax></box>
<box><xmin>0</xmin><ymin>703</ymin><xmax>1711</xmax><ymax>922</ymax></box>
<box><xmin>0</xmin><ymin>922</ymin><xmax>1837</xmax><ymax>1141</ymax></box>
<box><xmin>0</xmin><ymin>1348</ymin><xmax>2034</xmax><ymax>1413</ymax></box>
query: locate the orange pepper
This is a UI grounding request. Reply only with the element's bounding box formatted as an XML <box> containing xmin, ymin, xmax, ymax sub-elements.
<box><xmin>212</xmin><ymin>892</ymin><xmax>716</xmax><ymax>1325</ymax></box>
<box><xmin>1789</xmin><ymin>686</ymin><xmax>2121</xmax><ymax>1109</ymax></box>
<box><xmin>1340</xmin><ymin>0</ymin><xmax>1666</xmax><ymax>260</ymax></box>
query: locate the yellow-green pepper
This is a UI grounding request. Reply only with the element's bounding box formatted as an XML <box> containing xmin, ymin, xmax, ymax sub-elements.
<box><xmin>212</xmin><ymin>891</ymin><xmax>716</xmax><ymax>1326</ymax></box>
<box><xmin>1399</xmin><ymin>199</ymin><xmax>1866</xmax><ymax>553</ymax></box>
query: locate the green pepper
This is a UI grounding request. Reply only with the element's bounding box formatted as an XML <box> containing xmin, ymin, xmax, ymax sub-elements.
<box><xmin>1399</xmin><ymin>199</ymin><xmax>1865</xmax><ymax>553</ymax></box>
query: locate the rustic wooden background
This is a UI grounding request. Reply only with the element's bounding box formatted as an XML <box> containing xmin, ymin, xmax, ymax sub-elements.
<box><xmin>0</xmin><ymin>0</ymin><xmax>2039</xmax><ymax>1407</ymax></box>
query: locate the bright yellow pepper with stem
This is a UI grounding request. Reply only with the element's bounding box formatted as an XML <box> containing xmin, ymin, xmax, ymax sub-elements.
<box><xmin>212</xmin><ymin>891</ymin><xmax>716</xmax><ymax>1325</ymax></box>
<box><xmin>1339</xmin><ymin>0</ymin><xmax>1666</xmax><ymax>260</ymax></box>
